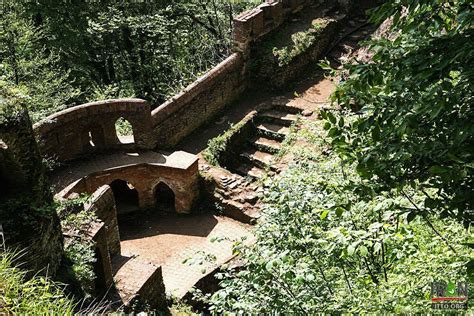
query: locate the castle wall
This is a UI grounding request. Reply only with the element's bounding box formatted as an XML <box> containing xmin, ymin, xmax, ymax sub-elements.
<box><xmin>61</xmin><ymin>153</ymin><xmax>200</xmax><ymax>215</ymax></box>
<box><xmin>85</xmin><ymin>185</ymin><xmax>121</xmax><ymax>258</ymax></box>
<box><xmin>33</xmin><ymin>99</ymin><xmax>153</xmax><ymax>162</ymax></box>
<box><xmin>233</xmin><ymin>0</ymin><xmax>313</xmax><ymax>52</ymax></box>
<box><xmin>31</xmin><ymin>1</ymin><xmax>348</xmax><ymax>153</ymax></box>
<box><xmin>151</xmin><ymin>53</ymin><xmax>246</xmax><ymax>148</ymax></box>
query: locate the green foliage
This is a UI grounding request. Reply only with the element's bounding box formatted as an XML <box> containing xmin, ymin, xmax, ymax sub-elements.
<box><xmin>115</xmin><ymin>117</ymin><xmax>134</xmax><ymax>137</ymax></box>
<box><xmin>206</xmin><ymin>121</ymin><xmax>473</xmax><ymax>314</ymax></box>
<box><xmin>203</xmin><ymin>118</ymin><xmax>249</xmax><ymax>166</ymax></box>
<box><xmin>324</xmin><ymin>0</ymin><xmax>474</xmax><ymax>227</ymax></box>
<box><xmin>0</xmin><ymin>1</ymin><xmax>260</xmax><ymax>122</ymax></box>
<box><xmin>273</xmin><ymin>18</ymin><xmax>329</xmax><ymax>66</ymax></box>
<box><xmin>58</xmin><ymin>197</ymin><xmax>98</xmax><ymax>297</ymax></box>
<box><xmin>0</xmin><ymin>4</ymin><xmax>81</xmax><ymax>123</ymax></box>
<box><xmin>0</xmin><ymin>251</ymin><xmax>75</xmax><ymax>315</ymax></box>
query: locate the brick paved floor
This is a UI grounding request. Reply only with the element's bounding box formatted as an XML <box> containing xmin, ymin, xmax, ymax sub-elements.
<box><xmin>117</xmin><ymin>211</ymin><xmax>254</xmax><ymax>298</ymax></box>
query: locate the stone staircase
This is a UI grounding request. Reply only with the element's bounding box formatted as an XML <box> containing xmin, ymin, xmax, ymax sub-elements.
<box><xmin>232</xmin><ymin>105</ymin><xmax>300</xmax><ymax>180</ymax></box>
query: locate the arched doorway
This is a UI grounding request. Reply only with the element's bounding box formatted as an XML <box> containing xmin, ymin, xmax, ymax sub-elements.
<box><xmin>110</xmin><ymin>179</ymin><xmax>139</xmax><ymax>215</ymax></box>
<box><xmin>154</xmin><ymin>182</ymin><xmax>175</xmax><ymax>213</ymax></box>
<box><xmin>115</xmin><ymin>117</ymin><xmax>134</xmax><ymax>144</ymax></box>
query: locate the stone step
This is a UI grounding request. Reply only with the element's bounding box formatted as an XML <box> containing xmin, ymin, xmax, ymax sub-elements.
<box><xmin>274</xmin><ymin>103</ymin><xmax>303</xmax><ymax>114</ymax></box>
<box><xmin>240</xmin><ymin>148</ymin><xmax>274</xmax><ymax>170</ymax></box>
<box><xmin>255</xmin><ymin>122</ymin><xmax>290</xmax><ymax>141</ymax></box>
<box><xmin>258</xmin><ymin>109</ymin><xmax>298</xmax><ymax>127</ymax></box>
<box><xmin>251</xmin><ymin>136</ymin><xmax>282</xmax><ymax>154</ymax></box>
<box><xmin>234</xmin><ymin>163</ymin><xmax>266</xmax><ymax>179</ymax></box>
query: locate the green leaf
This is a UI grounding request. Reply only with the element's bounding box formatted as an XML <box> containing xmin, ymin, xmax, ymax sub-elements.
<box><xmin>320</xmin><ymin>210</ymin><xmax>329</xmax><ymax>220</ymax></box>
<box><xmin>359</xmin><ymin>245</ymin><xmax>368</xmax><ymax>257</ymax></box>
<box><xmin>347</xmin><ymin>243</ymin><xmax>356</xmax><ymax>256</ymax></box>
<box><xmin>428</xmin><ymin>166</ymin><xmax>450</xmax><ymax>174</ymax></box>
<box><xmin>327</xmin><ymin>111</ymin><xmax>336</xmax><ymax>124</ymax></box>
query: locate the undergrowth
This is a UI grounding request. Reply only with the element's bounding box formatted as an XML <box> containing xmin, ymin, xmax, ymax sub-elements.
<box><xmin>0</xmin><ymin>251</ymin><xmax>75</xmax><ymax>315</ymax></box>
<box><xmin>57</xmin><ymin>196</ymin><xmax>98</xmax><ymax>298</ymax></box>
<box><xmin>273</xmin><ymin>18</ymin><xmax>330</xmax><ymax>66</ymax></box>
<box><xmin>203</xmin><ymin>118</ymin><xmax>250</xmax><ymax>167</ymax></box>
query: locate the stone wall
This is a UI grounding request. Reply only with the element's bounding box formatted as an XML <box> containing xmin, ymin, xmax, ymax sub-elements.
<box><xmin>85</xmin><ymin>186</ymin><xmax>121</xmax><ymax>258</ymax></box>
<box><xmin>31</xmin><ymin>1</ymin><xmax>351</xmax><ymax>153</ymax></box>
<box><xmin>233</xmin><ymin>0</ymin><xmax>313</xmax><ymax>51</ymax></box>
<box><xmin>88</xmin><ymin>222</ymin><xmax>114</xmax><ymax>294</ymax></box>
<box><xmin>33</xmin><ymin>99</ymin><xmax>154</xmax><ymax>162</ymax></box>
<box><xmin>62</xmin><ymin>152</ymin><xmax>200</xmax><ymax>214</ymax></box>
<box><xmin>245</xmin><ymin>0</ymin><xmax>350</xmax><ymax>90</ymax></box>
<box><xmin>151</xmin><ymin>53</ymin><xmax>246</xmax><ymax>148</ymax></box>
<box><xmin>149</xmin><ymin>0</ymin><xmax>328</xmax><ymax>148</ymax></box>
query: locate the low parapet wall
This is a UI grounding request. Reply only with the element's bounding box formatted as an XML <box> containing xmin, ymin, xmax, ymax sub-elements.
<box><xmin>151</xmin><ymin>53</ymin><xmax>245</xmax><ymax>148</ymax></box>
<box><xmin>33</xmin><ymin>99</ymin><xmax>153</xmax><ymax>162</ymax></box>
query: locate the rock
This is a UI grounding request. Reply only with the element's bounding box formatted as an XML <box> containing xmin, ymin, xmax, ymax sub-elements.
<box><xmin>229</xmin><ymin>182</ymin><xmax>239</xmax><ymax>189</ymax></box>
<box><xmin>244</xmin><ymin>194</ymin><xmax>258</xmax><ymax>204</ymax></box>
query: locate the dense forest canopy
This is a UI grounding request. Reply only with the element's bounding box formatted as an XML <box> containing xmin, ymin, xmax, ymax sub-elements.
<box><xmin>0</xmin><ymin>0</ymin><xmax>260</xmax><ymax>122</ymax></box>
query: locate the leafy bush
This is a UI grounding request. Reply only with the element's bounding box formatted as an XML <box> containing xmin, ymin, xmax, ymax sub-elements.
<box><xmin>206</xmin><ymin>121</ymin><xmax>473</xmax><ymax>314</ymax></box>
<box><xmin>324</xmin><ymin>0</ymin><xmax>474</xmax><ymax>227</ymax></box>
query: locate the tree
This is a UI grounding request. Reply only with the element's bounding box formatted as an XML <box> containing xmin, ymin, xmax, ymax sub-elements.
<box><xmin>324</xmin><ymin>0</ymin><xmax>474</xmax><ymax>227</ymax></box>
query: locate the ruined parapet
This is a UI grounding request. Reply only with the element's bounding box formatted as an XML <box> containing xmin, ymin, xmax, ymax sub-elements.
<box><xmin>112</xmin><ymin>258</ymin><xmax>167</xmax><ymax>312</ymax></box>
<box><xmin>85</xmin><ymin>185</ymin><xmax>121</xmax><ymax>258</ymax></box>
<box><xmin>151</xmin><ymin>53</ymin><xmax>245</xmax><ymax>148</ymax></box>
<box><xmin>0</xmin><ymin>103</ymin><xmax>63</xmax><ymax>275</ymax></box>
<box><xmin>233</xmin><ymin>0</ymin><xmax>315</xmax><ymax>52</ymax></box>
<box><xmin>62</xmin><ymin>219</ymin><xmax>114</xmax><ymax>296</ymax></box>
<box><xmin>55</xmin><ymin>151</ymin><xmax>200</xmax><ymax>215</ymax></box>
<box><xmin>33</xmin><ymin>99</ymin><xmax>154</xmax><ymax>163</ymax></box>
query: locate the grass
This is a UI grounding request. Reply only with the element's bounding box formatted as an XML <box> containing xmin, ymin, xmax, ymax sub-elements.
<box><xmin>0</xmin><ymin>251</ymin><xmax>75</xmax><ymax>315</ymax></box>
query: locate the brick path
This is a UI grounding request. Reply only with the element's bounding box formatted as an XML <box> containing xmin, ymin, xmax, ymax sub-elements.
<box><xmin>117</xmin><ymin>211</ymin><xmax>254</xmax><ymax>298</ymax></box>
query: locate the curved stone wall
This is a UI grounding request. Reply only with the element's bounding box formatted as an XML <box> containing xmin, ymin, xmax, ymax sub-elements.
<box><xmin>33</xmin><ymin>99</ymin><xmax>154</xmax><ymax>162</ymax></box>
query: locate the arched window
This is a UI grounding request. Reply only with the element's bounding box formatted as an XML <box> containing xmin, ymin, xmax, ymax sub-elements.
<box><xmin>154</xmin><ymin>182</ymin><xmax>175</xmax><ymax>213</ymax></box>
<box><xmin>115</xmin><ymin>117</ymin><xmax>134</xmax><ymax>144</ymax></box>
<box><xmin>110</xmin><ymin>179</ymin><xmax>139</xmax><ymax>215</ymax></box>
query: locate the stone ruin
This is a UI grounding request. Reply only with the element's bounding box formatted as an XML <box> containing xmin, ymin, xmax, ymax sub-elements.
<box><xmin>0</xmin><ymin>0</ymin><xmax>374</xmax><ymax>311</ymax></box>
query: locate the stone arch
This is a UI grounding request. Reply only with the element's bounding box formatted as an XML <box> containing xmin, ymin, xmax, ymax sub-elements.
<box><xmin>153</xmin><ymin>181</ymin><xmax>176</xmax><ymax>213</ymax></box>
<box><xmin>109</xmin><ymin>179</ymin><xmax>139</xmax><ymax>215</ymax></box>
<box><xmin>115</xmin><ymin>117</ymin><xmax>135</xmax><ymax>144</ymax></box>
